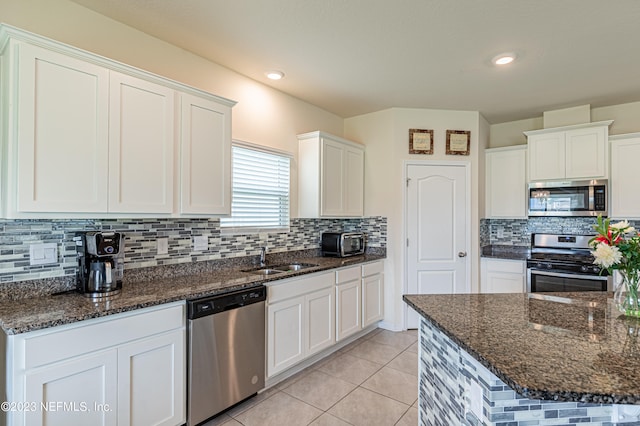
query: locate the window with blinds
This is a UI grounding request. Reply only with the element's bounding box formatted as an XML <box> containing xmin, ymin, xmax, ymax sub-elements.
<box><xmin>220</xmin><ymin>143</ymin><xmax>291</xmax><ymax>233</ymax></box>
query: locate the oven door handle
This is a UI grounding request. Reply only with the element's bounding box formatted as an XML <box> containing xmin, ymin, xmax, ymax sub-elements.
<box><xmin>529</xmin><ymin>269</ymin><xmax>608</xmax><ymax>281</ymax></box>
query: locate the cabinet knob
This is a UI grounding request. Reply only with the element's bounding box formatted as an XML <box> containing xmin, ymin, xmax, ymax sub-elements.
<box><xmin>458</xmin><ymin>251</ymin><xmax>467</xmax><ymax>258</ymax></box>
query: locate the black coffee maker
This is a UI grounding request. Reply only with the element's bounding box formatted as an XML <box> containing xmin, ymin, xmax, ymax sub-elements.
<box><xmin>75</xmin><ymin>231</ymin><xmax>124</xmax><ymax>298</ymax></box>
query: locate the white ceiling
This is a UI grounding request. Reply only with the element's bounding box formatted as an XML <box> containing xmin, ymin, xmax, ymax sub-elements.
<box><xmin>70</xmin><ymin>0</ymin><xmax>640</xmax><ymax>124</ymax></box>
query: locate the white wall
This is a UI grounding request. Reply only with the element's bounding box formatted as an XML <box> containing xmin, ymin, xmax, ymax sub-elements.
<box><xmin>0</xmin><ymin>0</ymin><xmax>345</xmax><ymax>217</ymax></box>
<box><xmin>345</xmin><ymin>108</ymin><xmax>486</xmax><ymax>330</ymax></box>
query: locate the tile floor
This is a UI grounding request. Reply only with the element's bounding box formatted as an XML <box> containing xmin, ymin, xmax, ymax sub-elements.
<box><xmin>203</xmin><ymin>328</ymin><xmax>419</xmax><ymax>426</ymax></box>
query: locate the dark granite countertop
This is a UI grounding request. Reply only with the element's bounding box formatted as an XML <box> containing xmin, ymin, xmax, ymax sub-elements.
<box><xmin>481</xmin><ymin>245</ymin><xmax>529</xmax><ymax>261</ymax></box>
<box><xmin>0</xmin><ymin>253</ymin><xmax>384</xmax><ymax>335</ymax></box>
<box><xmin>404</xmin><ymin>292</ymin><xmax>640</xmax><ymax>404</ymax></box>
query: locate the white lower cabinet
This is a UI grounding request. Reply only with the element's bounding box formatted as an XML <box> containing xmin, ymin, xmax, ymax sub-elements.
<box><xmin>117</xmin><ymin>330</ymin><xmax>185</xmax><ymax>426</ymax></box>
<box><xmin>336</xmin><ymin>261</ymin><xmax>384</xmax><ymax>341</ymax></box>
<box><xmin>6</xmin><ymin>302</ymin><xmax>186</xmax><ymax>426</ymax></box>
<box><xmin>336</xmin><ymin>277</ymin><xmax>361</xmax><ymax>341</ymax></box>
<box><xmin>267</xmin><ymin>260</ymin><xmax>385</xmax><ymax>377</ymax></box>
<box><xmin>481</xmin><ymin>258</ymin><xmax>526</xmax><ymax>293</ymax></box>
<box><xmin>267</xmin><ymin>272</ymin><xmax>335</xmax><ymax>378</ymax></box>
<box><xmin>24</xmin><ymin>350</ymin><xmax>118</xmax><ymax>426</ymax></box>
<box><xmin>362</xmin><ymin>261</ymin><xmax>384</xmax><ymax>327</ymax></box>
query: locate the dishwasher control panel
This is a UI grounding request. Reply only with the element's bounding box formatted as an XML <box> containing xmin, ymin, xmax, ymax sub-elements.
<box><xmin>187</xmin><ymin>285</ymin><xmax>266</xmax><ymax>319</ymax></box>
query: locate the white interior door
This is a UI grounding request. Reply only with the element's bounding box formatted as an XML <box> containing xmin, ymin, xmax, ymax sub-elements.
<box><xmin>406</xmin><ymin>163</ymin><xmax>470</xmax><ymax>328</ymax></box>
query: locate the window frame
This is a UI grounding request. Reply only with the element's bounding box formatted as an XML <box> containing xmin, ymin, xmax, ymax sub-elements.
<box><xmin>220</xmin><ymin>140</ymin><xmax>292</xmax><ymax>235</ymax></box>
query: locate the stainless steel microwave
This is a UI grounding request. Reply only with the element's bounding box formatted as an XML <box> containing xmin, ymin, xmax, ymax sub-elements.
<box><xmin>528</xmin><ymin>179</ymin><xmax>607</xmax><ymax>217</ymax></box>
<box><xmin>321</xmin><ymin>232</ymin><xmax>365</xmax><ymax>257</ymax></box>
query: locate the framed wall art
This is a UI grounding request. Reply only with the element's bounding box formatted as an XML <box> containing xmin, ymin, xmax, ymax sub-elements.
<box><xmin>446</xmin><ymin>130</ymin><xmax>470</xmax><ymax>155</ymax></box>
<box><xmin>409</xmin><ymin>129</ymin><xmax>434</xmax><ymax>154</ymax></box>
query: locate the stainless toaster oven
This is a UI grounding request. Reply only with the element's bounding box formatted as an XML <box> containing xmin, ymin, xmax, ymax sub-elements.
<box><xmin>321</xmin><ymin>232</ymin><xmax>365</xmax><ymax>257</ymax></box>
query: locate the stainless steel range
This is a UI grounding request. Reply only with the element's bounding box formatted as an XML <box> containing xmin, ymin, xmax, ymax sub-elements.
<box><xmin>526</xmin><ymin>233</ymin><xmax>612</xmax><ymax>292</ymax></box>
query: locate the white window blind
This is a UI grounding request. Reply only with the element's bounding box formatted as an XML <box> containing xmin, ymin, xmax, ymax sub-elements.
<box><xmin>220</xmin><ymin>143</ymin><xmax>291</xmax><ymax>232</ymax></box>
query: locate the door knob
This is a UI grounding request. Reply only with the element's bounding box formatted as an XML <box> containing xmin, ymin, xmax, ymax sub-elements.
<box><xmin>458</xmin><ymin>251</ymin><xmax>467</xmax><ymax>258</ymax></box>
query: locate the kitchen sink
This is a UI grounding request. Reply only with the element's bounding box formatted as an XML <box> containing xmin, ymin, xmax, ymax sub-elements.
<box><xmin>243</xmin><ymin>263</ymin><xmax>318</xmax><ymax>275</ymax></box>
<box><xmin>243</xmin><ymin>268</ymin><xmax>285</xmax><ymax>276</ymax></box>
<box><xmin>271</xmin><ymin>263</ymin><xmax>318</xmax><ymax>272</ymax></box>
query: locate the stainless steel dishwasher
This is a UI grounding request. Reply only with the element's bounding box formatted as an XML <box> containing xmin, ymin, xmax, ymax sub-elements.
<box><xmin>187</xmin><ymin>286</ymin><xmax>266</xmax><ymax>426</ymax></box>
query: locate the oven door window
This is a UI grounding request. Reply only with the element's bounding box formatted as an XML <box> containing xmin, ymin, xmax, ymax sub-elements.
<box><xmin>529</xmin><ymin>271</ymin><xmax>608</xmax><ymax>292</ymax></box>
<box><xmin>529</xmin><ymin>186</ymin><xmax>590</xmax><ymax>213</ymax></box>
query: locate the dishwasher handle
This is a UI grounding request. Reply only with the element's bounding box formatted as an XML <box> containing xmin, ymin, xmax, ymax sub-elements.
<box><xmin>188</xmin><ymin>286</ymin><xmax>266</xmax><ymax>319</ymax></box>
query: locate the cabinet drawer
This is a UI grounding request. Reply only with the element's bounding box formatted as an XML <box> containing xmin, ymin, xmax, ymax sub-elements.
<box><xmin>362</xmin><ymin>261</ymin><xmax>383</xmax><ymax>277</ymax></box>
<box><xmin>21</xmin><ymin>302</ymin><xmax>185</xmax><ymax>369</ymax></box>
<box><xmin>336</xmin><ymin>266</ymin><xmax>360</xmax><ymax>284</ymax></box>
<box><xmin>485</xmin><ymin>259</ymin><xmax>525</xmax><ymax>274</ymax></box>
<box><xmin>268</xmin><ymin>272</ymin><xmax>333</xmax><ymax>303</ymax></box>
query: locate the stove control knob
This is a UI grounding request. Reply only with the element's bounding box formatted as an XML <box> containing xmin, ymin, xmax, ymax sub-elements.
<box><xmin>546</xmin><ymin>263</ymin><xmax>552</xmax><ymax>269</ymax></box>
<box><xmin>581</xmin><ymin>265</ymin><xmax>589</xmax><ymax>272</ymax></box>
<box><xmin>593</xmin><ymin>266</ymin><xmax>601</xmax><ymax>273</ymax></box>
<box><xmin>536</xmin><ymin>262</ymin><xmax>544</xmax><ymax>269</ymax></box>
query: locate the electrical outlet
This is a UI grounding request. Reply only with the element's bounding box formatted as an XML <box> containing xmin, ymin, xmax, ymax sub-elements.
<box><xmin>29</xmin><ymin>243</ymin><xmax>58</xmax><ymax>266</ymax></box>
<box><xmin>157</xmin><ymin>237</ymin><xmax>168</xmax><ymax>255</ymax></box>
<box><xmin>496</xmin><ymin>227</ymin><xmax>505</xmax><ymax>239</ymax></box>
<box><xmin>193</xmin><ymin>235</ymin><xmax>208</xmax><ymax>251</ymax></box>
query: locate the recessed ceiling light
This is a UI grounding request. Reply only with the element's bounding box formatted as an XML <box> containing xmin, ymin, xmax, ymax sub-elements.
<box><xmin>266</xmin><ymin>70</ymin><xmax>284</xmax><ymax>80</ymax></box>
<box><xmin>492</xmin><ymin>53</ymin><xmax>517</xmax><ymax>66</ymax></box>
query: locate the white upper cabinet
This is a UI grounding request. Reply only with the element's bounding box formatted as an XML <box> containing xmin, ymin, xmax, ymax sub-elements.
<box><xmin>109</xmin><ymin>71</ymin><xmax>175</xmax><ymax>213</ymax></box>
<box><xmin>0</xmin><ymin>25</ymin><xmax>235</xmax><ymax>218</ymax></box>
<box><xmin>12</xmin><ymin>42</ymin><xmax>110</xmax><ymax>214</ymax></box>
<box><xmin>179</xmin><ymin>93</ymin><xmax>232</xmax><ymax>215</ymax></box>
<box><xmin>525</xmin><ymin>121</ymin><xmax>612</xmax><ymax>181</ymax></box>
<box><xmin>610</xmin><ymin>133</ymin><xmax>640</xmax><ymax>219</ymax></box>
<box><xmin>485</xmin><ymin>145</ymin><xmax>527</xmax><ymax>218</ymax></box>
<box><xmin>298</xmin><ymin>131</ymin><xmax>365</xmax><ymax>218</ymax></box>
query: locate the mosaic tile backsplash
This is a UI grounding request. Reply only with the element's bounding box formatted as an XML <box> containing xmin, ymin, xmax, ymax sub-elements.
<box><xmin>481</xmin><ymin>217</ymin><xmax>640</xmax><ymax>247</ymax></box>
<box><xmin>0</xmin><ymin>217</ymin><xmax>387</xmax><ymax>283</ymax></box>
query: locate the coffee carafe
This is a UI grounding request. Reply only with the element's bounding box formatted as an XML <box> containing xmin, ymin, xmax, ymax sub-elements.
<box><xmin>75</xmin><ymin>231</ymin><xmax>124</xmax><ymax>298</ymax></box>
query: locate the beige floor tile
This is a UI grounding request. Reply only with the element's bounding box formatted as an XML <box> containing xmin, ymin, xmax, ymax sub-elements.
<box><xmin>328</xmin><ymin>387</ymin><xmax>409</xmax><ymax>426</ymax></box>
<box><xmin>387</xmin><ymin>350</ymin><xmax>419</xmax><ymax>377</ymax></box>
<box><xmin>275</xmin><ymin>367</ymin><xmax>313</xmax><ymax>390</ymax></box>
<box><xmin>309</xmin><ymin>412</ymin><xmax>353</xmax><ymax>425</ymax></box>
<box><xmin>368</xmin><ymin>329</ymin><xmax>417</xmax><ymax>349</ymax></box>
<box><xmin>234</xmin><ymin>391</ymin><xmax>322</xmax><ymax>426</ymax></box>
<box><xmin>282</xmin><ymin>370</ymin><xmax>357</xmax><ymax>411</ymax></box>
<box><xmin>346</xmin><ymin>339</ymin><xmax>404</xmax><ymax>365</ymax></box>
<box><xmin>396</xmin><ymin>407</ymin><xmax>419</xmax><ymax>426</ymax></box>
<box><xmin>223</xmin><ymin>386</ymin><xmax>279</xmax><ymax>418</ymax></box>
<box><xmin>201</xmin><ymin>413</ymin><xmax>234</xmax><ymax>426</ymax></box>
<box><xmin>361</xmin><ymin>366</ymin><xmax>418</xmax><ymax>405</ymax></box>
<box><xmin>318</xmin><ymin>352</ymin><xmax>383</xmax><ymax>385</ymax></box>
<box><xmin>406</xmin><ymin>341</ymin><xmax>419</xmax><ymax>354</ymax></box>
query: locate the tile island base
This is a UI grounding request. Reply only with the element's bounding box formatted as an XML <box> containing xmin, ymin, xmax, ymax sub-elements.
<box><xmin>419</xmin><ymin>318</ymin><xmax>640</xmax><ymax>425</ymax></box>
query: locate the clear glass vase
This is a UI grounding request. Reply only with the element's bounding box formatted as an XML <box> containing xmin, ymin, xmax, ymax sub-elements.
<box><xmin>614</xmin><ymin>271</ymin><xmax>640</xmax><ymax>317</ymax></box>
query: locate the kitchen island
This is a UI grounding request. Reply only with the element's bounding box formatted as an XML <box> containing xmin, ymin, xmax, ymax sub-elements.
<box><xmin>403</xmin><ymin>292</ymin><xmax>640</xmax><ymax>425</ymax></box>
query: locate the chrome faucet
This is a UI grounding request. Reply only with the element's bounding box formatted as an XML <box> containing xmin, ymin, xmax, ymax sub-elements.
<box><xmin>260</xmin><ymin>247</ymin><xmax>267</xmax><ymax>268</ymax></box>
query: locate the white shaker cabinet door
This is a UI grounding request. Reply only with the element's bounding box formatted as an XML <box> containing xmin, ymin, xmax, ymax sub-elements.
<box><xmin>362</xmin><ymin>272</ymin><xmax>384</xmax><ymax>327</ymax></box>
<box><xmin>527</xmin><ymin>132</ymin><xmax>565</xmax><ymax>181</ymax></box>
<box><xmin>321</xmin><ymin>139</ymin><xmax>346</xmax><ymax>216</ymax></box>
<box><xmin>305</xmin><ymin>286</ymin><xmax>335</xmax><ymax>356</ymax></box>
<box><xmin>336</xmin><ymin>279</ymin><xmax>361</xmax><ymax>341</ymax></box>
<box><xmin>267</xmin><ymin>296</ymin><xmax>305</xmax><ymax>377</ymax></box>
<box><xmin>15</xmin><ymin>43</ymin><xmax>109</xmax><ymax>213</ymax></box>
<box><xmin>179</xmin><ymin>93</ymin><xmax>231</xmax><ymax>215</ymax></box>
<box><xmin>23</xmin><ymin>350</ymin><xmax>118</xmax><ymax>426</ymax></box>
<box><xmin>565</xmin><ymin>126</ymin><xmax>607</xmax><ymax>179</ymax></box>
<box><xmin>117</xmin><ymin>330</ymin><xmax>186</xmax><ymax>426</ymax></box>
<box><xmin>611</xmin><ymin>134</ymin><xmax>640</xmax><ymax>218</ymax></box>
<box><xmin>344</xmin><ymin>146</ymin><xmax>365</xmax><ymax>217</ymax></box>
<box><xmin>108</xmin><ymin>71</ymin><xmax>175</xmax><ymax>213</ymax></box>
